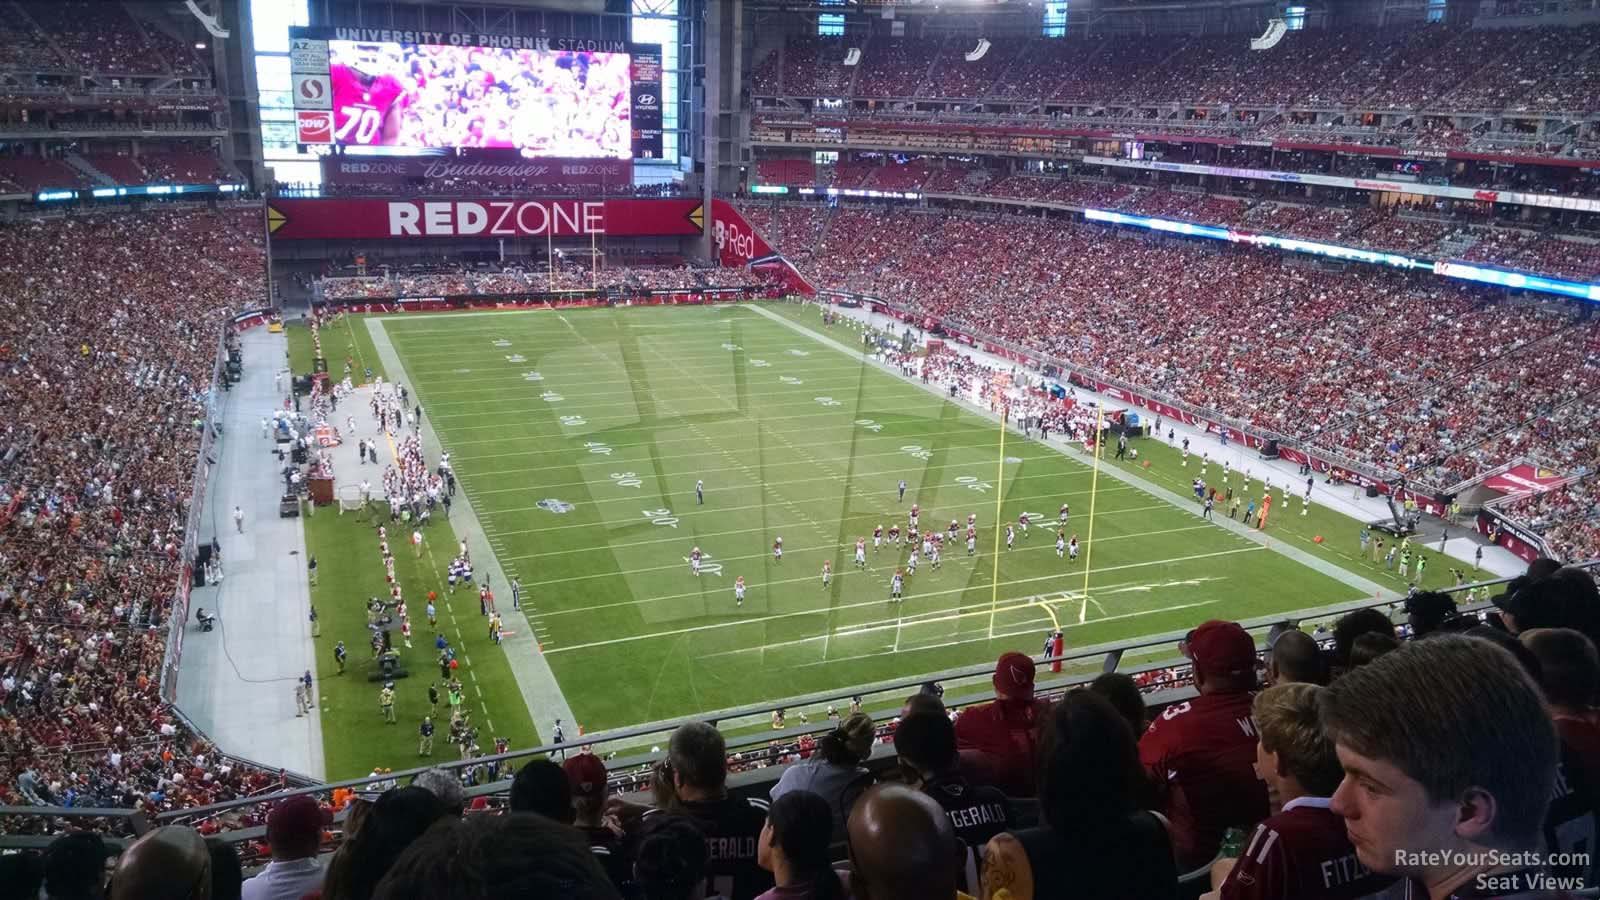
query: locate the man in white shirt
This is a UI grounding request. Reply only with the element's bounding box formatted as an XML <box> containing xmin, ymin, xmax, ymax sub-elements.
<box><xmin>241</xmin><ymin>795</ymin><xmax>326</xmax><ymax>900</ymax></box>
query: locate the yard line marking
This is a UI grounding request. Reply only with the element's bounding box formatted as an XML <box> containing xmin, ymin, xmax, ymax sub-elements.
<box><xmin>419</xmin><ymin>370</ymin><xmax>908</xmax><ymax>404</ymax></box>
<box><xmin>521</xmin><ymin>523</ymin><xmax>1215</xmax><ymax>588</ymax></box>
<box><xmin>703</xmin><ymin>576</ymin><xmax>1230</xmax><ymax>659</ymax></box>
<box><xmin>540</xmin><ymin>545</ymin><xmax>1264</xmax><ymax>652</ymax></box>
<box><xmin>464</xmin><ymin>441</ymin><xmax>1061</xmax><ymax>489</ymax></box>
<box><xmin>472</xmin><ymin>465</ymin><xmax>1104</xmax><ymax>510</ymax></box>
<box><xmin>791</xmin><ymin>597</ymin><xmax>1225</xmax><ymax>666</ymax></box>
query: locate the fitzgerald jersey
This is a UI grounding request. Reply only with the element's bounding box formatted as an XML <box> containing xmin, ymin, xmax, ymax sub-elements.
<box><xmin>1218</xmin><ymin>798</ymin><xmax>1392</xmax><ymax>900</ymax></box>
<box><xmin>641</xmin><ymin>797</ymin><xmax>773</xmax><ymax>900</ymax></box>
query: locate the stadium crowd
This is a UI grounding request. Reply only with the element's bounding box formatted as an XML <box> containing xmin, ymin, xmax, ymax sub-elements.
<box><xmin>318</xmin><ymin>263</ymin><xmax>776</xmax><ymax>300</ymax></box>
<box><xmin>0</xmin><ymin>205</ymin><xmax>282</xmax><ymax>830</ymax></box>
<box><xmin>744</xmin><ymin>203</ymin><xmax>1600</xmax><ymax>501</ymax></box>
<box><xmin>8</xmin><ymin>560</ymin><xmax>1598</xmax><ymax>900</ymax></box>
<box><xmin>755</xmin><ymin>25</ymin><xmax>1600</xmax><ymax>116</ymax></box>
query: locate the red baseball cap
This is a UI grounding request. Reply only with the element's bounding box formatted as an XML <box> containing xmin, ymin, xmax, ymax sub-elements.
<box><xmin>1187</xmin><ymin>620</ymin><xmax>1257</xmax><ymax>678</ymax></box>
<box><xmin>993</xmin><ymin>651</ymin><xmax>1037</xmax><ymax>699</ymax></box>
<box><xmin>266</xmin><ymin>794</ymin><xmax>326</xmax><ymax>845</ymax></box>
<box><xmin>564</xmin><ymin>752</ymin><xmax>608</xmax><ymax>797</ymax></box>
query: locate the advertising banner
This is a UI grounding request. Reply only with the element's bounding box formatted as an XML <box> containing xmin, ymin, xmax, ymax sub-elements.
<box><xmin>1481</xmin><ymin>463</ymin><xmax>1567</xmax><ymax>496</ymax></box>
<box><xmin>320</xmin><ymin>152</ymin><xmax>633</xmax><ymax>190</ymax></box>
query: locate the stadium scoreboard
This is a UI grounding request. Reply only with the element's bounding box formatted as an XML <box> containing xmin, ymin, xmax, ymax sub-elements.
<box><xmin>288</xmin><ymin>28</ymin><xmax>663</xmax><ymax>161</ymax></box>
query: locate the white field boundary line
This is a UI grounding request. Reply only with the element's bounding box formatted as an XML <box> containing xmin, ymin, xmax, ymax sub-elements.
<box><xmin>536</xmin><ymin>515</ymin><xmax>1239</xmax><ymax>617</ymax></box>
<box><xmin>541</xmin><ymin>545</ymin><xmax>1264</xmax><ymax>654</ymax></box>
<box><xmin>521</xmin><ymin>522</ymin><xmax>1218</xmax><ymax>589</ymax></box>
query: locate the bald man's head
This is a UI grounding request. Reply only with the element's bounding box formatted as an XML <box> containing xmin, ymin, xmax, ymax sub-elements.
<box><xmin>1269</xmin><ymin>629</ymin><xmax>1326</xmax><ymax>686</ymax></box>
<box><xmin>847</xmin><ymin>783</ymin><xmax>959</xmax><ymax>900</ymax></box>
<box><xmin>111</xmin><ymin>826</ymin><xmax>211</xmax><ymax>900</ymax></box>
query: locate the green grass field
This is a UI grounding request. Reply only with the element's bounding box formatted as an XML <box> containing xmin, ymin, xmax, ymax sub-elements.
<box><xmin>327</xmin><ymin>301</ymin><xmax>1470</xmax><ymax>739</ymax></box>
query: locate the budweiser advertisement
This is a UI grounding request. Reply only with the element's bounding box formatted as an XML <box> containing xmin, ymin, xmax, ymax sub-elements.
<box><xmin>320</xmin><ymin>151</ymin><xmax>633</xmax><ymax>190</ymax></box>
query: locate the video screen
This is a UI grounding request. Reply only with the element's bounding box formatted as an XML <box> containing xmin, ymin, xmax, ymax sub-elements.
<box><xmin>326</xmin><ymin>40</ymin><xmax>632</xmax><ymax>158</ymax></box>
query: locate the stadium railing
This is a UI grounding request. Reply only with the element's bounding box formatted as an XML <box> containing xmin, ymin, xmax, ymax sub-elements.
<box><xmin>9</xmin><ymin>563</ymin><xmax>1595</xmax><ymax>849</ymax></box>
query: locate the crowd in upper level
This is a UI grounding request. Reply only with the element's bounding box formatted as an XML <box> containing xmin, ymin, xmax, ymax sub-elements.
<box><xmin>0</xmin><ymin>1</ymin><xmax>209</xmax><ymax>77</ymax></box>
<box><xmin>0</xmin><ymin>205</ymin><xmax>279</xmax><ymax>830</ymax></box>
<box><xmin>753</xmin><ymin>25</ymin><xmax>1600</xmax><ymax>115</ymax></box>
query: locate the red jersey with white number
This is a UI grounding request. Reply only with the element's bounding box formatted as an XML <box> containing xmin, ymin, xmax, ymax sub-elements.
<box><xmin>329</xmin><ymin>65</ymin><xmax>407</xmax><ymax>145</ymax></box>
<box><xmin>1139</xmin><ymin>690</ymin><xmax>1269</xmax><ymax>868</ymax></box>
<box><xmin>1219</xmin><ymin>798</ymin><xmax>1392</xmax><ymax>900</ymax></box>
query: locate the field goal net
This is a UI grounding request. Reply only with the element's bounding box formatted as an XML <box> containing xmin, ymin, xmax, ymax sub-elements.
<box><xmin>338</xmin><ymin>485</ymin><xmax>367</xmax><ymax>515</ymax></box>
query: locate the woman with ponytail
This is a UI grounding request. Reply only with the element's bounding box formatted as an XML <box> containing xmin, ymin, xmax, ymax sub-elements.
<box><xmin>769</xmin><ymin>712</ymin><xmax>876</xmax><ymax>829</ymax></box>
<box><xmin>755</xmin><ymin>791</ymin><xmax>851</xmax><ymax>900</ymax></box>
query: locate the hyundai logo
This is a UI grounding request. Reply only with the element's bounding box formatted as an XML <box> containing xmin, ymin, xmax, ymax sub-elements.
<box><xmin>636</xmin><ymin>94</ymin><xmax>658</xmax><ymax>107</ymax></box>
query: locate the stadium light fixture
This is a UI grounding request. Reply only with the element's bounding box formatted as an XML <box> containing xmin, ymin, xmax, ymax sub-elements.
<box><xmin>965</xmin><ymin>39</ymin><xmax>991</xmax><ymax>62</ymax></box>
<box><xmin>185</xmin><ymin>0</ymin><xmax>229</xmax><ymax>40</ymax></box>
<box><xmin>1250</xmin><ymin>17</ymin><xmax>1286</xmax><ymax>50</ymax></box>
<box><xmin>195</xmin><ymin>42</ymin><xmax>207</xmax><ymax>49</ymax></box>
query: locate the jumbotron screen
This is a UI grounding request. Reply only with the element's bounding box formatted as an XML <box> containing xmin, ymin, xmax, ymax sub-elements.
<box><xmin>290</xmin><ymin>29</ymin><xmax>662</xmax><ymax>159</ymax></box>
<box><xmin>325</xmin><ymin>41</ymin><xmax>630</xmax><ymax>157</ymax></box>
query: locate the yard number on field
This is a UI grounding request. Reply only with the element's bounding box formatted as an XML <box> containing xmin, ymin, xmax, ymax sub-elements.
<box><xmin>750</xmin><ymin>358</ymin><xmax>771</xmax><ymax>368</ymax></box>
<box><xmin>643</xmin><ymin>508</ymin><xmax>679</xmax><ymax>528</ymax></box>
<box><xmin>855</xmin><ymin>419</ymin><xmax>883</xmax><ymax>432</ymax></box>
<box><xmin>523</xmin><ymin>372</ymin><xmax>544</xmax><ymax>382</ymax></box>
<box><xmin>902</xmin><ymin>444</ymin><xmax>933</xmax><ymax>460</ymax></box>
<box><xmin>610</xmin><ymin>472</ymin><xmax>642</xmax><ymax>489</ymax></box>
<box><xmin>815</xmin><ymin>397</ymin><xmax>842</xmax><ymax>407</ymax></box>
<box><xmin>584</xmin><ymin>442</ymin><xmax>613</xmax><ymax>455</ymax></box>
<box><xmin>956</xmin><ymin>475</ymin><xmax>993</xmax><ymax>493</ymax></box>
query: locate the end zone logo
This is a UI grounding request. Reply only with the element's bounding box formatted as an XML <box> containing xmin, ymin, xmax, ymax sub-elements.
<box><xmin>296</xmin><ymin>111</ymin><xmax>333</xmax><ymax>144</ymax></box>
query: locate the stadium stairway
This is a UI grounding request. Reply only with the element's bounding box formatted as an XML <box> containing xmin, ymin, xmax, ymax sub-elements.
<box><xmin>65</xmin><ymin>151</ymin><xmax>117</xmax><ymax>187</ymax></box>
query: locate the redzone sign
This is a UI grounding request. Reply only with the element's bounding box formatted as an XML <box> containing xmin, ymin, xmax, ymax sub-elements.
<box><xmin>268</xmin><ymin>197</ymin><xmax>745</xmax><ymax>242</ymax></box>
<box><xmin>389</xmin><ymin>200</ymin><xmax>607</xmax><ymax>237</ymax></box>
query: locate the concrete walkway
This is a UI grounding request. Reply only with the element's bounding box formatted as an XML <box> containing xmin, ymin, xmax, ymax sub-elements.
<box><xmin>364</xmin><ymin>317</ymin><xmax>578</xmax><ymax>740</ymax></box>
<box><xmin>176</xmin><ymin>327</ymin><xmax>326</xmax><ymax>779</ymax></box>
<box><xmin>809</xmin><ymin>303</ymin><xmax>1529</xmax><ymax>580</ymax></box>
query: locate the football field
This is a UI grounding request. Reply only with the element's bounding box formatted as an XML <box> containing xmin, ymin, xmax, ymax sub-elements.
<box><xmin>375</xmin><ymin>302</ymin><xmax>1400</xmax><ymax>732</ymax></box>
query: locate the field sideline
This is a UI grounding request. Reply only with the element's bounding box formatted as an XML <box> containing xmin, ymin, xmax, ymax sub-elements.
<box><xmin>365</xmin><ymin>301</ymin><xmax>1452</xmax><ymax>732</ymax></box>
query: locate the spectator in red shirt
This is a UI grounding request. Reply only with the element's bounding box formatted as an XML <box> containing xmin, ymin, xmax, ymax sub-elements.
<box><xmin>1205</xmin><ymin>683</ymin><xmax>1394</xmax><ymax>900</ymax></box>
<box><xmin>1321</xmin><ymin>635</ymin><xmax>1564</xmax><ymax>900</ymax></box>
<box><xmin>1139</xmin><ymin>620</ymin><xmax>1270</xmax><ymax>869</ymax></box>
<box><xmin>955</xmin><ymin>652</ymin><xmax>1051</xmax><ymax>797</ymax></box>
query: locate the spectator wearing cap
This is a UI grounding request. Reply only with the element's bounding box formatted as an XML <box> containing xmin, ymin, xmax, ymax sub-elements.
<box><xmin>566</xmin><ymin>752</ymin><xmax>632</xmax><ymax>896</ymax></box>
<box><xmin>1204</xmin><ymin>684</ymin><xmax>1393</xmax><ymax>900</ymax></box>
<box><xmin>980</xmin><ymin>691</ymin><xmax>1177</xmax><ymax>900</ymax></box>
<box><xmin>1139</xmin><ymin>620</ymin><xmax>1269</xmax><ymax>869</ymax></box>
<box><xmin>242</xmin><ymin>795</ymin><xmax>328</xmax><ymax>900</ymax></box>
<box><xmin>1320</xmin><ymin>635</ymin><xmax>1563</xmax><ymax>899</ymax></box>
<box><xmin>770</xmin><ymin>712</ymin><xmax>876</xmax><ymax>830</ymax></box>
<box><xmin>955</xmin><ymin>652</ymin><xmax>1051</xmax><ymax>797</ymax></box>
